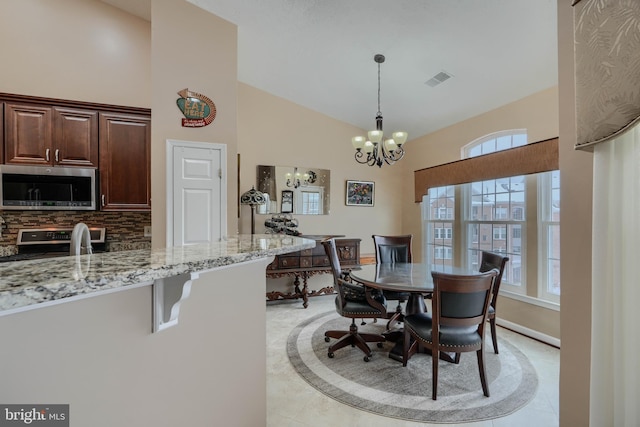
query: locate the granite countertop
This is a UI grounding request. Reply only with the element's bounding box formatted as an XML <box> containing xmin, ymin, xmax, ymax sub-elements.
<box><xmin>0</xmin><ymin>234</ymin><xmax>315</xmax><ymax>315</ymax></box>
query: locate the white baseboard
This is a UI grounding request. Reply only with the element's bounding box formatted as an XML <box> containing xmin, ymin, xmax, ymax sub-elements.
<box><xmin>496</xmin><ymin>318</ymin><xmax>561</xmax><ymax>348</ymax></box>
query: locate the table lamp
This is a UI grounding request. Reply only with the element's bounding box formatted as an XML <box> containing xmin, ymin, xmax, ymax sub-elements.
<box><xmin>240</xmin><ymin>186</ymin><xmax>267</xmax><ymax>234</ymax></box>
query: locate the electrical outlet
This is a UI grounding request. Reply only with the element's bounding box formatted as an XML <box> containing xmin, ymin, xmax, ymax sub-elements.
<box><xmin>144</xmin><ymin>226</ymin><xmax>152</xmax><ymax>237</ymax></box>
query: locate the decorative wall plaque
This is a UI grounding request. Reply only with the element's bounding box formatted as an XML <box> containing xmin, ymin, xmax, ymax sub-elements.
<box><xmin>176</xmin><ymin>88</ymin><xmax>217</xmax><ymax>127</ymax></box>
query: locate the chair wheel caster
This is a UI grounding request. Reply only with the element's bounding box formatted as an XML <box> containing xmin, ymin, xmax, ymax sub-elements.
<box><xmin>377</xmin><ymin>342</ymin><xmax>384</xmax><ymax>348</ymax></box>
<box><xmin>363</xmin><ymin>355</ymin><xmax>370</xmax><ymax>362</ymax></box>
<box><xmin>328</xmin><ymin>352</ymin><xmax>334</xmax><ymax>358</ymax></box>
<box><xmin>324</xmin><ymin>336</ymin><xmax>330</xmax><ymax>342</ymax></box>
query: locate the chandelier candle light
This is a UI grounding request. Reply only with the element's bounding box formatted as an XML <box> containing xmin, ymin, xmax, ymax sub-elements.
<box><xmin>352</xmin><ymin>54</ymin><xmax>408</xmax><ymax>167</ymax></box>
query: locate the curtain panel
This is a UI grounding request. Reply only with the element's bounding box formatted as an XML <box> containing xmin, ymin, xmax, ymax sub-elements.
<box><xmin>573</xmin><ymin>0</ymin><xmax>640</xmax><ymax>150</ymax></box>
<box><xmin>590</xmin><ymin>123</ymin><xmax>640</xmax><ymax>426</ymax></box>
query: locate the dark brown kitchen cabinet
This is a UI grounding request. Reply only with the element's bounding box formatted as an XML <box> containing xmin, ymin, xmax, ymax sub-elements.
<box><xmin>3</xmin><ymin>103</ymin><xmax>98</xmax><ymax>167</ymax></box>
<box><xmin>99</xmin><ymin>112</ymin><xmax>151</xmax><ymax>211</ymax></box>
<box><xmin>52</xmin><ymin>107</ymin><xmax>99</xmax><ymax>167</ymax></box>
<box><xmin>4</xmin><ymin>103</ymin><xmax>52</xmax><ymax>165</ymax></box>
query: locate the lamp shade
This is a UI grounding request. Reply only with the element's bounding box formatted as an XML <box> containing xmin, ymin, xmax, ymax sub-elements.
<box><xmin>352</xmin><ymin>136</ymin><xmax>366</xmax><ymax>150</ymax></box>
<box><xmin>240</xmin><ymin>186</ymin><xmax>266</xmax><ymax>206</ymax></box>
<box><xmin>384</xmin><ymin>138</ymin><xmax>397</xmax><ymax>152</ymax></box>
<box><xmin>363</xmin><ymin>140</ymin><xmax>375</xmax><ymax>154</ymax></box>
<box><xmin>392</xmin><ymin>131</ymin><xmax>408</xmax><ymax>146</ymax></box>
<box><xmin>368</xmin><ymin>130</ymin><xmax>383</xmax><ymax>143</ymax></box>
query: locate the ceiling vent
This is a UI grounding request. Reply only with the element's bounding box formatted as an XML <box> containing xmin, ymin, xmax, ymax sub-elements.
<box><xmin>425</xmin><ymin>71</ymin><xmax>453</xmax><ymax>87</ymax></box>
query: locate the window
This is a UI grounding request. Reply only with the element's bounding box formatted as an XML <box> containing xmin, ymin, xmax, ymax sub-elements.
<box><xmin>301</xmin><ymin>191</ymin><xmax>320</xmax><ymax>215</ymax></box>
<box><xmin>434</xmin><ymin>228</ymin><xmax>452</xmax><ymax>239</ymax></box>
<box><xmin>539</xmin><ymin>170</ymin><xmax>560</xmax><ymax>302</ymax></box>
<box><xmin>512</xmin><ymin>207</ymin><xmax>524</xmax><ymax>220</ymax></box>
<box><xmin>495</xmin><ymin>207</ymin><xmax>508</xmax><ymax>219</ymax></box>
<box><xmin>436</xmin><ymin>207</ymin><xmax>453</xmax><ymax>219</ymax></box>
<box><xmin>463</xmin><ymin>131</ymin><xmax>527</xmax><ymax>293</ymax></box>
<box><xmin>294</xmin><ymin>186</ymin><xmax>323</xmax><ymax>215</ymax></box>
<box><xmin>434</xmin><ymin>246</ymin><xmax>453</xmax><ymax>259</ymax></box>
<box><xmin>422</xmin><ymin>185</ymin><xmax>455</xmax><ymax>267</ymax></box>
<box><xmin>493</xmin><ymin>226</ymin><xmax>507</xmax><ymax>240</ymax></box>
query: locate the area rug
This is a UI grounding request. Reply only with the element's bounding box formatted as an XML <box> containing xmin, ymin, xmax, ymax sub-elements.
<box><xmin>287</xmin><ymin>311</ymin><xmax>538</xmax><ymax>424</ymax></box>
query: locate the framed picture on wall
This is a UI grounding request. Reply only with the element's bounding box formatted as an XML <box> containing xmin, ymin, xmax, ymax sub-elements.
<box><xmin>281</xmin><ymin>190</ymin><xmax>294</xmax><ymax>213</ymax></box>
<box><xmin>346</xmin><ymin>180</ymin><xmax>375</xmax><ymax>207</ymax></box>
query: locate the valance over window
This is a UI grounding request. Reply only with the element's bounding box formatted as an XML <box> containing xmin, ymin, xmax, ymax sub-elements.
<box><xmin>413</xmin><ymin>138</ymin><xmax>558</xmax><ymax>202</ymax></box>
<box><xmin>573</xmin><ymin>0</ymin><xmax>640</xmax><ymax>150</ymax></box>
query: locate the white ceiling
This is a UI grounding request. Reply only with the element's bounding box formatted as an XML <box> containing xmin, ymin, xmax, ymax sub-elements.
<box><xmin>102</xmin><ymin>0</ymin><xmax>558</xmax><ymax>141</ymax></box>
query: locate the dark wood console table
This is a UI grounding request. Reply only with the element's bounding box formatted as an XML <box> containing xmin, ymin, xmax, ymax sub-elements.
<box><xmin>265</xmin><ymin>235</ymin><xmax>360</xmax><ymax>308</ymax></box>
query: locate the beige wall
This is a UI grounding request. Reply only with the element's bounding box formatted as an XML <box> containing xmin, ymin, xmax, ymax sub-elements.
<box><xmin>558</xmin><ymin>0</ymin><xmax>593</xmax><ymax>425</ymax></box>
<box><xmin>0</xmin><ymin>0</ymin><xmax>150</xmax><ymax>106</ymax></box>
<box><xmin>151</xmin><ymin>0</ymin><xmax>238</xmax><ymax>247</ymax></box>
<box><xmin>238</xmin><ymin>83</ymin><xmax>403</xmax><ymax>256</ymax></box>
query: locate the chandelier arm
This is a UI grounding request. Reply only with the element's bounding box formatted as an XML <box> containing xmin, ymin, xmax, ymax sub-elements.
<box><xmin>355</xmin><ymin>150</ymin><xmax>377</xmax><ymax>167</ymax></box>
<box><xmin>369</xmin><ymin>146</ymin><xmax>379</xmax><ymax>167</ymax></box>
<box><xmin>379</xmin><ymin>142</ymin><xmax>405</xmax><ymax>165</ymax></box>
<box><xmin>384</xmin><ymin>150</ymin><xmax>405</xmax><ymax>165</ymax></box>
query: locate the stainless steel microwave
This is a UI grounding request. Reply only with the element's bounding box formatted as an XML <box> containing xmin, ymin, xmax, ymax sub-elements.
<box><xmin>0</xmin><ymin>164</ymin><xmax>97</xmax><ymax>210</ymax></box>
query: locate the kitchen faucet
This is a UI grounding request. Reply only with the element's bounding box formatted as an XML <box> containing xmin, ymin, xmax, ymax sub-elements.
<box><xmin>70</xmin><ymin>222</ymin><xmax>93</xmax><ymax>255</ymax></box>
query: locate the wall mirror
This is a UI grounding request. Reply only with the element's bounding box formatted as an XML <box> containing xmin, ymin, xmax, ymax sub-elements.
<box><xmin>256</xmin><ymin>165</ymin><xmax>330</xmax><ymax>215</ymax></box>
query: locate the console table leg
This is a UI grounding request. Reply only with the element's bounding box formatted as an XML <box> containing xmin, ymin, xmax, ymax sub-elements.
<box><xmin>301</xmin><ymin>272</ymin><xmax>309</xmax><ymax>308</ymax></box>
<box><xmin>293</xmin><ymin>274</ymin><xmax>301</xmax><ymax>296</ymax></box>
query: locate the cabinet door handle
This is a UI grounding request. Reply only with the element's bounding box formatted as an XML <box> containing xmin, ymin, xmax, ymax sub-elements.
<box><xmin>45</xmin><ymin>148</ymin><xmax>50</xmax><ymax>162</ymax></box>
<box><xmin>55</xmin><ymin>149</ymin><xmax>59</xmax><ymax>162</ymax></box>
<box><xmin>101</xmin><ymin>195</ymin><xmax>106</xmax><ymax>207</ymax></box>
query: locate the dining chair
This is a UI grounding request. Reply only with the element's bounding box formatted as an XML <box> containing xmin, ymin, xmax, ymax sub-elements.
<box><xmin>479</xmin><ymin>251</ymin><xmax>509</xmax><ymax>354</ymax></box>
<box><xmin>372</xmin><ymin>234</ymin><xmax>412</xmax><ymax>329</ymax></box>
<box><xmin>402</xmin><ymin>269</ymin><xmax>498</xmax><ymax>400</ymax></box>
<box><xmin>322</xmin><ymin>238</ymin><xmax>388</xmax><ymax>362</ymax></box>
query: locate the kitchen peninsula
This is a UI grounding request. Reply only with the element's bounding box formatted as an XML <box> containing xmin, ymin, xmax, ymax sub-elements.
<box><xmin>0</xmin><ymin>234</ymin><xmax>314</xmax><ymax>427</ymax></box>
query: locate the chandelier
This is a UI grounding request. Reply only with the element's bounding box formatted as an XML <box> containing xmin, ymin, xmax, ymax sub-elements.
<box><xmin>352</xmin><ymin>54</ymin><xmax>408</xmax><ymax>167</ymax></box>
<box><xmin>286</xmin><ymin>168</ymin><xmax>317</xmax><ymax>188</ymax></box>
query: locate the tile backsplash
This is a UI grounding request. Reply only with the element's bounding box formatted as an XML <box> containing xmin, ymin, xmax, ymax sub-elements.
<box><xmin>0</xmin><ymin>211</ymin><xmax>151</xmax><ymax>256</ymax></box>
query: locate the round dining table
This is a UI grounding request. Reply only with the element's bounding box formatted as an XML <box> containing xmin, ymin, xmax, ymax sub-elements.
<box><xmin>350</xmin><ymin>263</ymin><xmax>479</xmax><ymax>314</ymax></box>
<box><xmin>350</xmin><ymin>262</ymin><xmax>481</xmax><ymax>362</ymax></box>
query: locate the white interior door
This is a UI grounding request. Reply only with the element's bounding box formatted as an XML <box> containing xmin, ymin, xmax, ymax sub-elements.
<box><xmin>166</xmin><ymin>140</ymin><xmax>227</xmax><ymax>247</ymax></box>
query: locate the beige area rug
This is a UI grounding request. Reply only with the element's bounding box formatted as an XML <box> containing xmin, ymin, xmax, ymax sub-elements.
<box><xmin>287</xmin><ymin>311</ymin><xmax>538</xmax><ymax>424</ymax></box>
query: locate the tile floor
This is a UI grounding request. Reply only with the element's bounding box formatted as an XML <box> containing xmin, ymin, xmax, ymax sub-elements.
<box><xmin>267</xmin><ymin>295</ymin><xmax>559</xmax><ymax>427</ymax></box>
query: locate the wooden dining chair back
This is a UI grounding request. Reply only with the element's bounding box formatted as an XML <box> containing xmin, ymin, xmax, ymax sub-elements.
<box><xmin>402</xmin><ymin>269</ymin><xmax>498</xmax><ymax>400</ymax></box>
<box><xmin>372</xmin><ymin>234</ymin><xmax>412</xmax><ymax>329</ymax></box>
<box><xmin>479</xmin><ymin>251</ymin><xmax>509</xmax><ymax>354</ymax></box>
<box><xmin>321</xmin><ymin>238</ymin><xmax>387</xmax><ymax>362</ymax></box>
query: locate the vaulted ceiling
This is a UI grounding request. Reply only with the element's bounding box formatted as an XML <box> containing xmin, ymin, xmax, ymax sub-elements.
<box><xmin>102</xmin><ymin>0</ymin><xmax>558</xmax><ymax>141</ymax></box>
